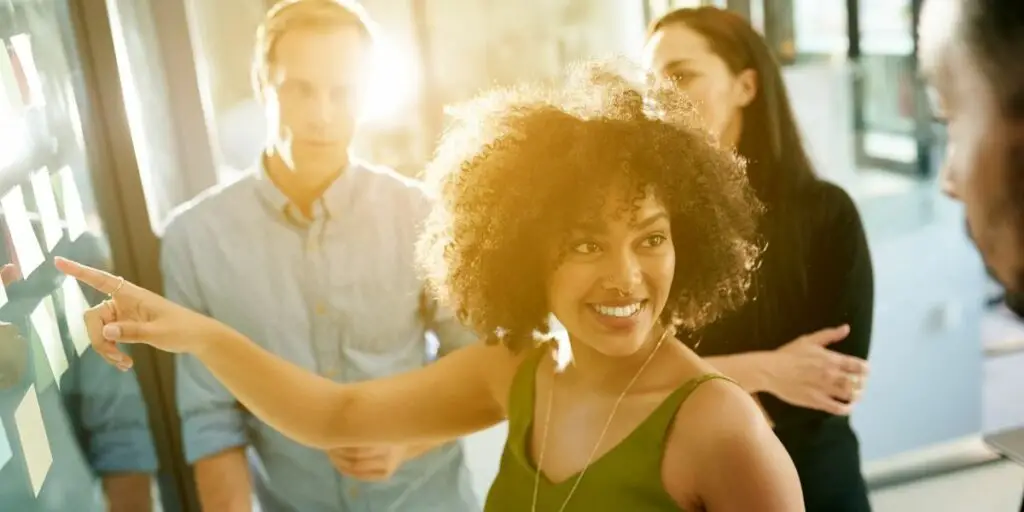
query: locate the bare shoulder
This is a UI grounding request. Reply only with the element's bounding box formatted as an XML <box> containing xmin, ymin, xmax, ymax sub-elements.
<box><xmin>439</xmin><ymin>340</ymin><xmax>536</xmax><ymax>414</ymax></box>
<box><xmin>676</xmin><ymin>375</ymin><xmax>768</xmax><ymax>438</ymax></box>
<box><xmin>666</xmin><ymin>377</ymin><xmax>803</xmax><ymax>511</ymax></box>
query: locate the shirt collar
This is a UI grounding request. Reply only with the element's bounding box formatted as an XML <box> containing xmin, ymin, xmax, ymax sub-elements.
<box><xmin>254</xmin><ymin>158</ymin><xmax>359</xmax><ymax>224</ymax></box>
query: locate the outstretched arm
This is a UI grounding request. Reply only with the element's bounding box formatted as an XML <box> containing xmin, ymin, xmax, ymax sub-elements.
<box><xmin>55</xmin><ymin>257</ymin><xmax>513</xmax><ymax>451</ymax></box>
<box><xmin>197</xmin><ymin>329</ymin><xmax>508</xmax><ymax>449</ymax></box>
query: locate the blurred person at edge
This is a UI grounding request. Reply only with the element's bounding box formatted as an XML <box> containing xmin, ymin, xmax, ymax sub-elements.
<box><xmin>163</xmin><ymin>1</ymin><xmax>477</xmax><ymax>511</ymax></box>
<box><xmin>919</xmin><ymin>1</ymin><xmax>1024</xmax><ymax>511</ymax></box>
<box><xmin>644</xmin><ymin>7</ymin><xmax>874</xmax><ymax>512</ymax></box>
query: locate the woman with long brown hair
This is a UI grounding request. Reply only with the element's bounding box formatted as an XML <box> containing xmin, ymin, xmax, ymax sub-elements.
<box><xmin>645</xmin><ymin>7</ymin><xmax>874</xmax><ymax>511</ymax></box>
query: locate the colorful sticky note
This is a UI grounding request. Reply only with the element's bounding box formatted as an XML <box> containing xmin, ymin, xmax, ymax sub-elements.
<box><xmin>58</xmin><ymin>167</ymin><xmax>87</xmax><ymax>242</ymax></box>
<box><xmin>61</xmin><ymin>277</ymin><xmax>90</xmax><ymax>356</ymax></box>
<box><xmin>31</xmin><ymin>298</ymin><xmax>66</xmax><ymax>390</ymax></box>
<box><xmin>13</xmin><ymin>385</ymin><xmax>52</xmax><ymax>497</ymax></box>
<box><xmin>1</xmin><ymin>186</ymin><xmax>45</xmax><ymax>277</ymax></box>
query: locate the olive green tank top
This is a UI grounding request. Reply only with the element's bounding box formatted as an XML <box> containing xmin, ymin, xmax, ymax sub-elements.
<box><xmin>483</xmin><ymin>347</ymin><xmax>733</xmax><ymax>512</ymax></box>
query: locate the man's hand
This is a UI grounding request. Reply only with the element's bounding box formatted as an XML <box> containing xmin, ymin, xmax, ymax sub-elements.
<box><xmin>328</xmin><ymin>446</ymin><xmax>407</xmax><ymax>482</ymax></box>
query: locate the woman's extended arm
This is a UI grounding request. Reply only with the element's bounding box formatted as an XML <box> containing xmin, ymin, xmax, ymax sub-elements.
<box><xmin>55</xmin><ymin>257</ymin><xmax>513</xmax><ymax>450</ymax></box>
<box><xmin>197</xmin><ymin>329</ymin><xmax>510</xmax><ymax>449</ymax></box>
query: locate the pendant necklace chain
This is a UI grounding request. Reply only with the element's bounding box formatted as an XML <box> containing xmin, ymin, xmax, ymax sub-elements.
<box><xmin>530</xmin><ymin>327</ymin><xmax>672</xmax><ymax>512</ymax></box>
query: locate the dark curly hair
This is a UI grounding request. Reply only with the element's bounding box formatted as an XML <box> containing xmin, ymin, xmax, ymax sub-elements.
<box><xmin>417</xmin><ymin>62</ymin><xmax>764</xmax><ymax>352</ymax></box>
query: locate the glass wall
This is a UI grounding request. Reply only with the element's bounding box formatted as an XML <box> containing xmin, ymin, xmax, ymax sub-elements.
<box><xmin>0</xmin><ymin>1</ymin><xmax>159</xmax><ymax>510</ymax></box>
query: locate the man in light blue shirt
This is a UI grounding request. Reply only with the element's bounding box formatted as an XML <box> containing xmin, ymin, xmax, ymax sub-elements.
<box><xmin>162</xmin><ymin>1</ymin><xmax>478</xmax><ymax>511</ymax></box>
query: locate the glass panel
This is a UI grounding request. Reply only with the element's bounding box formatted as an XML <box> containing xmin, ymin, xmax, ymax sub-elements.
<box><xmin>792</xmin><ymin>0</ymin><xmax>848</xmax><ymax>57</ymax></box>
<box><xmin>0</xmin><ymin>1</ymin><xmax>159</xmax><ymax>511</ymax></box>
<box><xmin>105</xmin><ymin>0</ymin><xmax>186</xmax><ymax>233</ymax></box>
<box><xmin>855</xmin><ymin>0</ymin><xmax>926</xmax><ymax>173</ymax></box>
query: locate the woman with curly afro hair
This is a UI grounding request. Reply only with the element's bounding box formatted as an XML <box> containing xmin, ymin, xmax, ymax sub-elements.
<box><xmin>54</xmin><ymin>62</ymin><xmax>803</xmax><ymax>511</ymax></box>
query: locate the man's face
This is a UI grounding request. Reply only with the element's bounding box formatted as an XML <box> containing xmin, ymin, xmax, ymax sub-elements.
<box><xmin>260</xmin><ymin>26</ymin><xmax>369</xmax><ymax>174</ymax></box>
<box><xmin>920</xmin><ymin>0</ymin><xmax>1024</xmax><ymax>291</ymax></box>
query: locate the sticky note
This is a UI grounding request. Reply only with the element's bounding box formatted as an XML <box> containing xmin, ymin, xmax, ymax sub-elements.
<box><xmin>31</xmin><ymin>298</ymin><xmax>66</xmax><ymax>389</ymax></box>
<box><xmin>9</xmin><ymin>34</ymin><xmax>45</xmax><ymax>107</ymax></box>
<box><xmin>0</xmin><ymin>44</ymin><xmax>21</xmax><ymax>113</ymax></box>
<box><xmin>63</xmin><ymin>83</ymin><xmax>85</xmax><ymax>151</ymax></box>
<box><xmin>61</xmin><ymin>277</ymin><xmax>91</xmax><ymax>356</ymax></box>
<box><xmin>31</xmin><ymin>168</ymin><xmax>63</xmax><ymax>251</ymax></box>
<box><xmin>14</xmin><ymin>385</ymin><xmax>52</xmax><ymax>497</ymax></box>
<box><xmin>0</xmin><ymin>419</ymin><xmax>11</xmax><ymax>471</ymax></box>
<box><xmin>58</xmin><ymin>167</ymin><xmax>87</xmax><ymax>242</ymax></box>
<box><xmin>1</xmin><ymin>186</ymin><xmax>45</xmax><ymax>277</ymax></box>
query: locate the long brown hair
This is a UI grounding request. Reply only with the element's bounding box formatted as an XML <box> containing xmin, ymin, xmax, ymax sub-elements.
<box><xmin>648</xmin><ymin>7</ymin><xmax>821</xmax><ymax>344</ymax></box>
<box><xmin>648</xmin><ymin>7</ymin><xmax>817</xmax><ymax>207</ymax></box>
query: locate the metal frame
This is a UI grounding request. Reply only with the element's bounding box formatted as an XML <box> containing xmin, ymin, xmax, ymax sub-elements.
<box><xmin>67</xmin><ymin>0</ymin><xmax>199</xmax><ymax>510</ymax></box>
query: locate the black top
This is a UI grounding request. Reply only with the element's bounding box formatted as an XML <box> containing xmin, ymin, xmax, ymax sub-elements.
<box><xmin>687</xmin><ymin>179</ymin><xmax>874</xmax><ymax>511</ymax></box>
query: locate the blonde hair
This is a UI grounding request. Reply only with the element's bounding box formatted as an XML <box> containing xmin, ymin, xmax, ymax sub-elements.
<box><xmin>252</xmin><ymin>0</ymin><xmax>376</xmax><ymax>91</ymax></box>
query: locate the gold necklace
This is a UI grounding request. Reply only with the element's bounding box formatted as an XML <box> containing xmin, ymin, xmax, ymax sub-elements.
<box><xmin>530</xmin><ymin>327</ymin><xmax>672</xmax><ymax>512</ymax></box>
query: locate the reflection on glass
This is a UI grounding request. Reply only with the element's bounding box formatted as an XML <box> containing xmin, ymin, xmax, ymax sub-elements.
<box><xmin>1</xmin><ymin>187</ymin><xmax>45</xmax><ymax>277</ymax></box>
<box><xmin>0</xmin><ymin>52</ymin><xmax>18</xmax><ymax>115</ymax></box>
<box><xmin>13</xmin><ymin>385</ymin><xmax>52</xmax><ymax>497</ymax></box>
<box><xmin>0</xmin><ymin>1</ymin><xmax>160</xmax><ymax>511</ymax></box>
<box><xmin>0</xmin><ymin>45</ymin><xmax>29</xmax><ymax>170</ymax></box>
<box><xmin>0</xmin><ymin>420</ymin><xmax>11</xmax><ymax>472</ymax></box>
<box><xmin>9</xmin><ymin>35</ymin><xmax>46</xmax><ymax>108</ymax></box>
<box><xmin>31</xmin><ymin>168</ymin><xmax>64</xmax><ymax>251</ymax></box>
<box><xmin>30</xmin><ymin>298</ymin><xmax>66</xmax><ymax>392</ymax></box>
<box><xmin>60</xmin><ymin>278</ymin><xmax>90</xmax><ymax>357</ymax></box>
<box><xmin>57</xmin><ymin>167</ymin><xmax>86</xmax><ymax>242</ymax></box>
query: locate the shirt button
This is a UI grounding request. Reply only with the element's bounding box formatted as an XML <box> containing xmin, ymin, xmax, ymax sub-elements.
<box><xmin>348</xmin><ymin>485</ymin><xmax>359</xmax><ymax>498</ymax></box>
<box><xmin>315</xmin><ymin>303</ymin><xmax>327</xmax><ymax>315</ymax></box>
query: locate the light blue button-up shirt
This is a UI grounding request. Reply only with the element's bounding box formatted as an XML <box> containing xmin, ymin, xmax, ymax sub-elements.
<box><xmin>163</xmin><ymin>161</ymin><xmax>479</xmax><ymax>512</ymax></box>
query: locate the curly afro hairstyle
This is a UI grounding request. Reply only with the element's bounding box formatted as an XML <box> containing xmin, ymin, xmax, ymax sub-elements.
<box><xmin>417</xmin><ymin>61</ymin><xmax>764</xmax><ymax>352</ymax></box>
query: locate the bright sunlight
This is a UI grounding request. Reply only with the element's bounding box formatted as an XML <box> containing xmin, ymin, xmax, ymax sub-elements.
<box><xmin>359</xmin><ymin>38</ymin><xmax>421</xmax><ymax>124</ymax></box>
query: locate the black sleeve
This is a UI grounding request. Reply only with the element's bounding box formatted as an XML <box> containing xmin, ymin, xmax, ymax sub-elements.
<box><xmin>761</xmin><ymin>184</ymin><xmax>875</xmax><ymax>430</ymax></box>
<box><xmin>812</xmin><ymin>184</ymin><xmax>874</xmax><ymax>363</ymax></box>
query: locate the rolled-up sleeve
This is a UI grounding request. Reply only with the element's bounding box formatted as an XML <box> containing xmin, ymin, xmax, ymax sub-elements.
<box><xmin>78</xmin><ymin>348</ymin><xmax>159</xmax><ymax>473</ymax></box>
<box><xmin>162</xmin><ymin>222</ymin><xmax>248</xmax><ymax>464</ymax></box>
